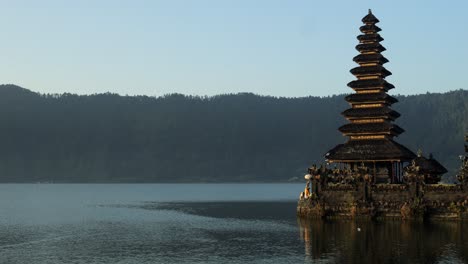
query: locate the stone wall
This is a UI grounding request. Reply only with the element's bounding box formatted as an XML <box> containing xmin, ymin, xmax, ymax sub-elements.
<box><xmin>297</xmin><ymin>181</ymin><xmax>468</xmax><ymax>220</ymax></box>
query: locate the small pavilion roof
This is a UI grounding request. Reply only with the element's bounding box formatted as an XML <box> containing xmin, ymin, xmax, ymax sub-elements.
<box><xmin>412</xmin><ymin>154</ymin><xmax>448</xmax><ymax>175</ymax></box>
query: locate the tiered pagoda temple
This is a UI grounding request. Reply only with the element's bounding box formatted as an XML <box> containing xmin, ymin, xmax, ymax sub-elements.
<box><xmin>325</xmin><ymin>9</ymin><xmax>415</xmax><ymax>183</ymax></box>
<box><xmin>297</xmin><ymin>10</ymin><xmax>468</xmax><ymax>220</ymax></box>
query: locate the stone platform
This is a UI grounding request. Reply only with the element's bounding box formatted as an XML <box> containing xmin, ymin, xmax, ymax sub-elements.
<box><xmin>297</xmin><ymin>182</ymin><xmax>468</xmax><ymax>220</ymax></box>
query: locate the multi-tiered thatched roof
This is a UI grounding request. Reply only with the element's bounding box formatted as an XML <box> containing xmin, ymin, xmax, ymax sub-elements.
<box><xmin>326</xmin><ymin>10</ymin><xmax>416</xmax><ymax>162</ymax></box>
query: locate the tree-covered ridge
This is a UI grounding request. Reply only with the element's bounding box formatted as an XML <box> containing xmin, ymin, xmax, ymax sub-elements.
<box><xmin>0</xmin><ymin>84</ymin><xmax>466</xmax><ymax>183</ymax></box>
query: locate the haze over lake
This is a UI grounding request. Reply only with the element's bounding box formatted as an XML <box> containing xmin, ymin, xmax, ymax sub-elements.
<box><xmin>0</xmin><ymin>183</ymin><xmax>466</xmax><ymax>264</ymax></box>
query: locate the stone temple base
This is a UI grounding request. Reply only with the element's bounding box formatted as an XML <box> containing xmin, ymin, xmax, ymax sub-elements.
<box><xmin>297</xmin><ymin>182</ymin><xmax>468</xmax><ymax>220</ymax></box>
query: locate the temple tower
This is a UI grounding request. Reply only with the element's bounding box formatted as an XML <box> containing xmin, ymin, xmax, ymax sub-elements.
<box><xmin>325</xmin><ymin>10</ymin><xmax>415</xmax><ymax>183</ymax></box>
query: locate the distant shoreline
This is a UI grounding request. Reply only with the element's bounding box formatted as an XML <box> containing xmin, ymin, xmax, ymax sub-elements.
<box><xmin>0</xmin><ymin>85</ymin><xmax>465</xmax><ymax>183</ymax></box>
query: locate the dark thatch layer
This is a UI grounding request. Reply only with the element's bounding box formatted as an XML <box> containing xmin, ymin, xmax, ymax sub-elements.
<box><xmin>412</xmin><ymin>155</ymin><xmax>448</xmax><ymax>175</ymax></box>
<box><xmin>347</xmin><ymin>79</ymin><xmax>394</xmax><ymax>90</ymax></box>
<box><xmin>360</xmin><ymin>24</ymin><xmax>381</xmax><ymax>33</ymax></box>
<box><xmin>362</xmin><ymin>11</ymin><xmax>380</xmax><ymax>24</ymax></box>
<box><xmin>342</xmin><ymin>107</ymin><xmax>400</xmax><ymax>119</ymax></box>
<box><xmin>357</xmin><ymin>33</ymin><xmax>383</xmax><ymax>43</ymax></box>
<box><xmin>350</xmin><ymin>65</ymin><xmax>392</xmax><ymax>78</ymax></box>
<box><xmin>353</xmin><ymin>53</ymin><xmax>389</xmax><ymax>64</ymax></box>
<box><xmin>338</xmin><ymin>122</ymin><xmax>404</xmax><ymax>135</ymax></box>
<box><xmin>345</xmin><ymin>93</ymin><xmax>398</xmax><ymax>104</ymax></box>
<box><xmin>325</xmin><ymin>139</ymin><xmax>416</xmax><ymax>161</ymax></box>
<box><xmin>355</xmin><ymin>43</ymin><xmax>386</xmax><ymax>53</ymax></box>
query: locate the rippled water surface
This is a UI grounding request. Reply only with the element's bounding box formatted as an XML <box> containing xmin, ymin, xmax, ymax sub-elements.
<box><xmin>0</xmin><ymin>184</ymin><xmax>467</xmax><ymax>264</ymax></box>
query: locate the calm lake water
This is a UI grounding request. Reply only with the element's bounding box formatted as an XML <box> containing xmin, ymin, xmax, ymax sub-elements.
<box><xmin>0</xmin><ymin>183</ymin><xmax>467</xmax><ymax>264</ymax></box>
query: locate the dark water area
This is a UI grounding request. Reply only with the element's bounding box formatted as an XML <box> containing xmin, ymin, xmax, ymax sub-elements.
<box><xmin>0</xmin><ymin>184</ymin><xmax>467</xmax><ymax>263</ymax></box>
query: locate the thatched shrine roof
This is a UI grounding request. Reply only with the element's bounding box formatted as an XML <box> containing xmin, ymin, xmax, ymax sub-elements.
<box><xmin>347</xmin><ymin>79</ymin><xmax>394</xmax><ymax>90</ymax></box>
<box><xmin>359</xmin><ymin>24</ymin><xmax>381</xmax><ymax>33</ymax></box>
<box><xmin>342</xmin><ymin>107</ymin><xmax>400</xmax><ymax>119</ymax></box>
<box><xmin>350</xmin><ymin>65</ymin><xmax>391</xmax><ymax>77</ymax></box>
<box><xmin>325</xmin><ymin>139</ymin><xmax>416</xmax><ymax>162</ymax></box>
<box><xmin>345</xmin><ymin>93</ymin><xmax>398</xmax><ymax>104</ymax></box>
<box><xmin>357</xmin><ymin>33</ymin><xmax>384</xmax><ymax>43</ymax></box>
<box><xmin>353</xmin><ymin>53</ymin><xmax>388</xmax><ymax>64</ymax></box>
<box><xmin>355</xmin><ymin>43</ymin><xmax>386</xmax><ymax>53</ymax></box>
<box><xmin>338</xmin><ymin>122</ymin><xmax>404</xmax><ymax>135</ymax></box>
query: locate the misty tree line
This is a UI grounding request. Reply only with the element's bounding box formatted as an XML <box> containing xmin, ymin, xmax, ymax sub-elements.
<box><xmin>0</xmin><ymin>84</ymin><xmax>466</xmax><ymax>182</ymax></box>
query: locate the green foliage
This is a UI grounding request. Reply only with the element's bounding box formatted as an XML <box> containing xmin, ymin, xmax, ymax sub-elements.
<box><xmin>0</xmin><ymin>85</ymin><xmax>466</xmax><ymax>182</ymax></box>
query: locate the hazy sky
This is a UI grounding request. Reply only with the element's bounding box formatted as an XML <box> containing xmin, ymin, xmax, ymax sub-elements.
<box><xmin>0</xmin><ymin>0</ymin><xmax>467</xmax><ymax>97</ymax></box>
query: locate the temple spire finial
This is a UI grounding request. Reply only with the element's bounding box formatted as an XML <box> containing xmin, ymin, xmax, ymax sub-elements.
<box><xmin>369</xmin><ymin>9</ymin><xmax>372</xmax><ymax>14</ymax></box>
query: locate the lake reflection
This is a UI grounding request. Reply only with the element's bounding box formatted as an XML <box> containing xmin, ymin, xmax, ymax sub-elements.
<box><xmin>0</xmin><ymin>184</ymin><xmax>467</xmax><ymax>264</ymax></box>
<box><xmin>298</xmin><ymin>219</ymin><xmax>468</xmax><ymax>264</ymax></box>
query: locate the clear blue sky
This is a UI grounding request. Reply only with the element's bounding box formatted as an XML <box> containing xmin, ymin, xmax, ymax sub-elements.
<box><xmin>1</xmin><ymin>0</ymin><xmax>467</xmax><ymax>97</ymax></box>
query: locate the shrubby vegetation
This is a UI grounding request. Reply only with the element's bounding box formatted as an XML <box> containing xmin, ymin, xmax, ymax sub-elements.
<box><xmin>0</xmin><ymin>84</ymin><xmax>466</xmax><ymax>182</ymax></box>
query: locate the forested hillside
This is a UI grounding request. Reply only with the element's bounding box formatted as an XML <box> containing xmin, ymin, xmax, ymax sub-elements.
<box><xmin>0</xmin><ymin>84</ymin><xmax>466</xmax><ymax>182</ymax></box>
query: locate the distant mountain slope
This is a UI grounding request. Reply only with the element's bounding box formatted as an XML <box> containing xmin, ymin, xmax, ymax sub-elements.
<box><xmin>0</xmin><ymin>84</ymin><xmax>466</xmax><ymax>182</ymax></box>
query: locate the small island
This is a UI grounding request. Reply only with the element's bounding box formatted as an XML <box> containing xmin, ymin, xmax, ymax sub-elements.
<box><xmin>297</xmin><ymin>10</ymin><xmax>468</xmax><ymax>220</ymax></box>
